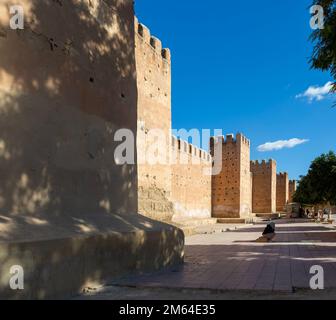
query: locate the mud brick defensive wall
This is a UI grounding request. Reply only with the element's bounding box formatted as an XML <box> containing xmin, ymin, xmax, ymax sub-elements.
<box><xmin>210</xmin><ymin>134</ymin><xmax>293</xmax><ymax>220</ymax></box>
<box><xmin>0</xmin><ymin>0</ymin><xmax>183</xmax><ymax>299</ymax></box>
<box><xmin>135</xmin><ymin>18</ymin><xmax>212</xmax><ymax>222</ymax></box>
<box><xmin>171</xmin><ymin>137</ymin><xmax>212</xmax><ymax>221</ymax></box>
<box><xmin>251</xmin><ymin>160</ymin><xmax>277</xmax><ymax>213</ymax></box>
<box><xmin>276</xmin><ymin>173</ymin><xmax>289</xmax><ymax>212</ymax></box>
<box><xmin>0</xmin><ymin>0</ymin><xmax>296</xmax><ymax>299</ymax></box>
<box><xmin>289</xmin><ymin>180</ymin><xmax>297</xmax><ymax>203</ymax></box>
<box><xmin>210</xmin><ymin>134</ymin><xmax>252</xmax><ymax>219</ymax></box>
<box><xmin>135</xmin><ymin>17</ymin><xmax>174</xmax><ymax>221</ymax></box>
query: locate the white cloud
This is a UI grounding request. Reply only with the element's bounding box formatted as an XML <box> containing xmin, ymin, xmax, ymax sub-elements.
<box><xmin>296</xmin><ymin>81</ymin><xmax>333</xmax><ymax>102</ymax></box>
<box><xmin>257</xmin><ymin>138</ymin><xmax>309</xmax><ymax>152</ymax></box>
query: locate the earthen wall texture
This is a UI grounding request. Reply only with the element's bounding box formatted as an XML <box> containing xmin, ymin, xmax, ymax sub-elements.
<box><xmin>251</xmin><ymin>160</ymin><xmax>277</xmax><ymax>213</ymax></box>
<box><xmin>171</xmin><ymin>137</ymin><xmax>212</xmax><ymax>221</ymax></box>
<box><xmin>211</xmin><ymin>134</ymin><xmax>252</xmax><ymax>218</ymax></box>
<box><xmin>135</xmin><ymin>18</ymin><xmax>173</xmax><ymax>221</ymax></box>
<box><xmin>0</xmin><ymin>1</ymin><xmax>185</xmax><ymax>297</ymax></box>
<box><xmin>0</xmin><ymin>0</ymin><xmax>138</xmax><ymax>239</ymax></box>
<box><xmin>276</xmin><ymin>173</ymin><xmax>289</xmax><ymax>212</ymax></box>
<box><xmin>288</xmin><ymin>180</ymin><xmax>297</xmax><ymax>203</ymax></box>
<box><xmin>239</xmin><ymin>134</ymin><xmax>252</xmax><ymax>218</ymax></box>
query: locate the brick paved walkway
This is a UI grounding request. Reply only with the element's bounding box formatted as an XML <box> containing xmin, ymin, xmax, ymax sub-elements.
<box><xmin>108</xmin><ymin>221</ymin><xmax>336</xmax><ymax>293</ymax></box>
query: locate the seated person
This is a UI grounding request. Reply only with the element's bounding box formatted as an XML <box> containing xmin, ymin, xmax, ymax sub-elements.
<box><xmin>262</xmin><ymin>222</ymin><xmax>276</xmax><ymax>242</ymax></box>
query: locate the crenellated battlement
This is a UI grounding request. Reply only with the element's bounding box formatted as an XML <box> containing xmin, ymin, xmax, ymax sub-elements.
<box><xmin>211</xmin><ymin>133</ymin><xmax>250</xmax><ymax>146</ymax></box>
<box><xmin>135</xmin><ymin>16</ymin><xmax>171</xmax><ymax>62</ymax></box>
<box><xmin>237</xmin><ymin>133</ymin><xmax>250</xmax><ymax>146</ymax></box>
<box><xmin>288</xmin><ymin>179</ymin><xmax>297</xmax><ymax>190</ymax></box>
<box><xmin>172</xmin><ymin>136</ymin><xmax>212</xmax><ymax>163</ymax></box>
<box><xmin>277</xmin><ymin>172</ymin><xmax>288</xmax><ymax>178</ymax></box>
<box><xmin>251</xmin><ymin>159</ymin><xmax>276</xmax><ymax>171</ymax></box>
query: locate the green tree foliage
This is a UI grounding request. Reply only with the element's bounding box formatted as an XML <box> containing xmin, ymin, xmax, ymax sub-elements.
<box><xmin>294</xmin><ymin>151</ymin><xmax>336</xmax><ymax>205</ymax></box>
<box><xmin>310</xmin><ymin>0</ymin><xmax>336</xmax><ymax>92</ymax></box>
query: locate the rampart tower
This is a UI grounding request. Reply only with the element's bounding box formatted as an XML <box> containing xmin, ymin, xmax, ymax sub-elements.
<box><xmin>276</xmin><ymin>172</ymin><xmax>289</xmax><ymax>212</ymax></box>
<box><xmin>250</xmin><ymin>160</ymin><xmax>277</xmax><ymax>213</ymax></box>
<box><xmin>210</xmin><ymin>133</ymin><xmax>252</xmax><ymax>219</ymax></box>
<box><xmin>289</xmin><ymin>180</ymin><xmax>297</xmax><ymax>203</ymax></box>
<box><xmin>135</xmin><ymin>17</ymin><xmax>173</xmax><ymax>220</ymax></box>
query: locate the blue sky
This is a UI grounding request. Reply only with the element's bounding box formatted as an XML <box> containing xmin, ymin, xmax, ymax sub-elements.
<box><xmin>135</xmin><ymin>0</ymin><xmax>335</xmax><ymax>180</ymax></box>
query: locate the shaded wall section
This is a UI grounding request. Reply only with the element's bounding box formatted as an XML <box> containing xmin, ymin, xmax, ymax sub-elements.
<box><xmin>0</xmin><ymin>0</ymin><xmax>138</xmax><ymax>240</ymax></box>
<box><xmin>0</xmin><ymin>217</ymin><xmax>184</xmax><ymax>299</ymax></box>
<box><xmin>0</xmin><ymin>0</ymin><xmax>184</xmax><ymax>299</ymax></box>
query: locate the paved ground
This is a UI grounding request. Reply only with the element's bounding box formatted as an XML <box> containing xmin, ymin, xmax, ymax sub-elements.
<box><xmin>78</xmin><ymin>219</ymin><xmax>336</xmax><ymax>300</ymax></box>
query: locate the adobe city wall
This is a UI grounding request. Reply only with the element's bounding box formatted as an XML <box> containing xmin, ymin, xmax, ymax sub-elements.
<box><xmin>211</xmin><ymin>134</ymin><xmax>252</xmax><ymax>219</ymax></box>
<box><xmin>211</xmin><ymin>134</ymin><xmax>291</xmax><ymax>217</ymax></box>
<box><xmin>251</xmin><ymin>160</ymin><xmax>277</xmax><ymax>213</ymax></box>
<box><xmin>0</xmin><ymin>0</ymin><xmax>184</xmax><ymax>298</ymax></box>
<box><xmin>0</xmin><ymin>0</ymin><xmax>297</xmax><ymax>299</ymax></box>
<box><xmin>0</xmin><ymin>0</ymin><xmax>138</xmax><ymax>220</ymax></box>
<box><xmin>135</xmin><ymin>17</ymin><xmax>213</xmax><ymax>222</ymax></box>
<box><xmin>277</xmin><ymin>173</ymin><xmax>289</xmax><ymax>212</ymax></box>
<box><xmin>133</xmin><ymin>16</ymin><xmax>294</xmax><ymax>221</ymax></box>
<box><xmin>289</xmin><ymin>179</ymin><xmax>297</xmax><ymax>203</ymax></box>
<box><xmin>135</xmin><ymin>17</ymin><xmax>174</xmax><ymax>221</ymax></box>
<box><xmin>171</xmin><ymin>137</ymin><xmax>212</xmax><ymax>221</ymax></box>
